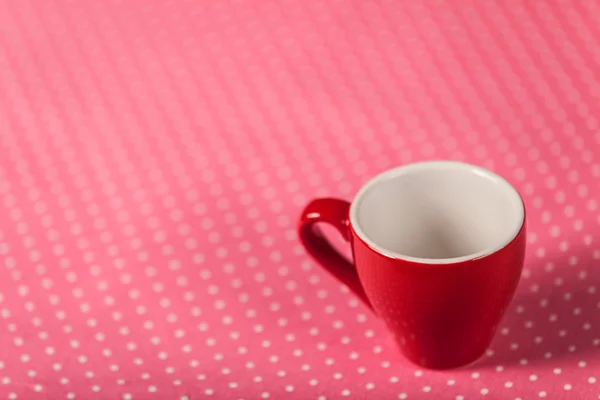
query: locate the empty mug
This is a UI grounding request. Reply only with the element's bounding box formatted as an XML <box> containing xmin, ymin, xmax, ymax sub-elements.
<box><xmin>298</xmin><ymin>161</ymin><xmax>526</xmax><ymax>369</ymax></box>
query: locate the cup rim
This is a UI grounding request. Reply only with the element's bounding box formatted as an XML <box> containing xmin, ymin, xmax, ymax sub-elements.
<box><xmin>349</xmin><ymin>160</ymin><xmax>526</xmax><ymax>265</ymax></box>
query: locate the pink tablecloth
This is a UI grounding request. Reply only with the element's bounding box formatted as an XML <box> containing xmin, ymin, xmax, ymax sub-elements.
<box><xmin>0</xmin><ymin>0</ymin><xmax>599</xmax><ymax>399</ymax></box>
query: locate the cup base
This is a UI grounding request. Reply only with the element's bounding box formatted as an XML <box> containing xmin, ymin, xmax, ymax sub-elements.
<box><xmin>402</xmin><ymin>350</ymin><xmax>486</xmax><ymax>370</ymax></box>
<box><xmin>395</xmin><ymin>337</ymin><xmax>491</xmax><ymax>370</ymax></box>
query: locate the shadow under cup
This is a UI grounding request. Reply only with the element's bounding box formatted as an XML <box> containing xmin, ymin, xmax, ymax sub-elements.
<box><xmin>348</xmin><ymin>162</ymin><xmax>527</xmax><ymax>369</ymax></box>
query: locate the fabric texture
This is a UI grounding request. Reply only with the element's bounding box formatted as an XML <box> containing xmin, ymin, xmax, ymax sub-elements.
<box><xmin>0</xmin><ymin>0</ymin><xmax>599</xmax><ymax>398</ymax></box>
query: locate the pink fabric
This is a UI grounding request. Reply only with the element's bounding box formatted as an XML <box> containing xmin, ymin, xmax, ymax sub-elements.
<box><xmin>0</xmin><ymin>0</ymin><xmax>599</xmax><ymax>398</ymax></box>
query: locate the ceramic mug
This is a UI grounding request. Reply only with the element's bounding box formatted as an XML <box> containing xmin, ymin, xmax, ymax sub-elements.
<box><xmin>298</xmin><ymin>161</ymin><xmax>526</xmax><ymax>369</ymax></box>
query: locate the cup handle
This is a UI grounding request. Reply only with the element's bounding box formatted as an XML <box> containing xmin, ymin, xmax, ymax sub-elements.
<box><xmin>298</xmin><ymin>198</ymin><xmax>373</xmax><ymax>310</ymax></box>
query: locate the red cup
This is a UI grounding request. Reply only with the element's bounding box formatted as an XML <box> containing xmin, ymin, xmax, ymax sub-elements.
<box><xmin>299</xmin><ymin>161</ymin><xmax>526</xmax><ymax>369</ymax></box>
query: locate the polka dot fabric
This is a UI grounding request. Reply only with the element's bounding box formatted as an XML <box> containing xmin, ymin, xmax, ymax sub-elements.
<box><xmin>0</xmin><ymin>0</ymin><xmax>599</xmax><ymax>398</ymax></box>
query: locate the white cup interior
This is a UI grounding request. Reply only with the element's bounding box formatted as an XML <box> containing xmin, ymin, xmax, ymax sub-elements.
<box><xmin>350</xmin><ymin>161</ymin><xmax>525</xmax><ymax>264</ymax></box>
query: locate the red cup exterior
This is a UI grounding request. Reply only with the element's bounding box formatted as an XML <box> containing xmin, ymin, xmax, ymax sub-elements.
<box><xmin>299</xmin><ymin>197</ymin><xmax>526</xmax><ymax>369</ymax></box>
